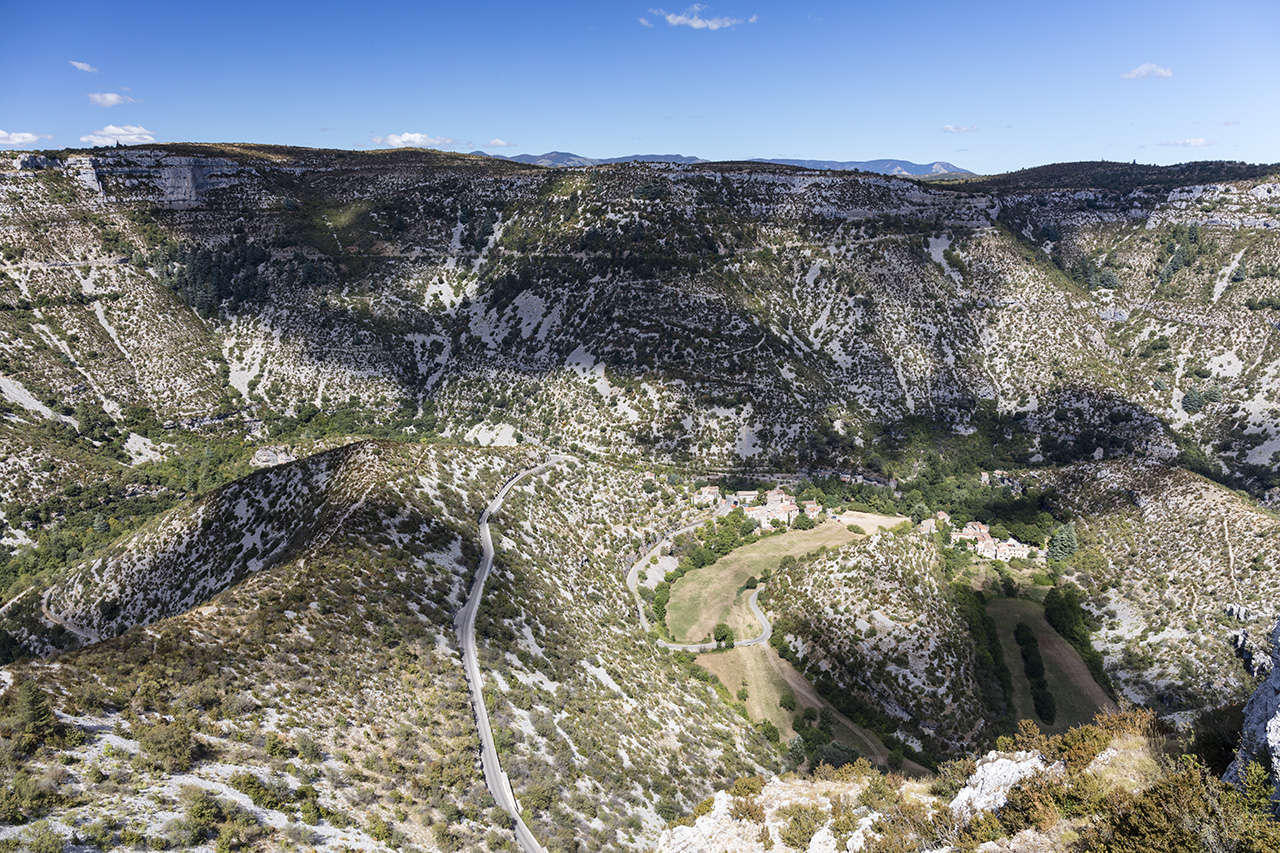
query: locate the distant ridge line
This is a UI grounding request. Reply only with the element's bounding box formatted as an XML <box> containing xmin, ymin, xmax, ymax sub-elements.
<box><xmin>472</xmin><ymin>150</ymin><xmax>972</xmax><ymax>176</ymax></box>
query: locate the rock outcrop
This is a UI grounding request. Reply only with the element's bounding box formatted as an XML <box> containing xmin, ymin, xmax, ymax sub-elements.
<box><xmin>1226</xmin><ymin>616</ymin><xmax>1280</xmax><ymax>797</ymax></box>
<box><xmin>950</xmin><ymin>750</ymin><xmax>1064</xmax><ymax>821</ymax></box>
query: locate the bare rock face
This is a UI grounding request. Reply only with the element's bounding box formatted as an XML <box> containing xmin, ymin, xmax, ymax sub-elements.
<box><xmin>14</xmin><ymin>153</ymin><xmax>60</xmax><ymax>170</ymax></box>
<box><xmin>656</xmin><ymin>776</ymin><xmax>870</xmax><ymax>853</ymax></box>
<box><xmin>950</xmin><ymin>750</ymin><xmax>1064</xmax><ymax>821</ymax></box>
<box><xmin>1225</xmin><ymin>617</ymin><xmax>1280</xmax><ymax>796</ymax></box>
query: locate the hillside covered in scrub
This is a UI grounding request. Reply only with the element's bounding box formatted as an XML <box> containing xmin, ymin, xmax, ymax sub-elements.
<box><xmin>2</xmin><ymin>145</ymin><xmax>1280</xmax><ymax>850</ymax></box>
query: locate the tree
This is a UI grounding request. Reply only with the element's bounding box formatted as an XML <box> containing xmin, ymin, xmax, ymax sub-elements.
<box><xmin>713</xmin><ymin>623</ymin><xmax>735</xmax><ymax>648</ymax></box>
<box><xmin>1181</xmin><ymin>387</ymin><xmax>1205</xmax><ymax>413</ymax></box>
<box><xmin>792</xmin><ymin>513</ymin><xmax>816</xmax><ymax>531</ymax></box>
<box><xmin>1047</xmin><ymin>522</ymin><xmax>1077</xmax><ymax>561</ymax></box>
<box><xmin>11</xmin><ymin>682</ymin><xmax>60</xmax><ymax>753</ymax></box>
<box><xmin>779</xmin><ymin>691</ymin><xmax>798</xmax><ymax>712</ymax></box>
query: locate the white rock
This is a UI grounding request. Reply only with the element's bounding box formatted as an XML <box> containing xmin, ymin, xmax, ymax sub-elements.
<box><xmin>1226</xmin><ymin>616</ymin><xmax>1280</xmax><ymax>797</ymax></box>
<box><xmin>949</xmin><ymin>750</ymin><xmax>1063</xmax><ymax>821</ymax></box>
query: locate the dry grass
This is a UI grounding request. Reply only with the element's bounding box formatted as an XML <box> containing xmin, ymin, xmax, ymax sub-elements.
<box><xmin>667</xmin><ymin>521</ymin><xmax>856</xmax><ymax>643</ymax></box>
<box><xmin>1088</xmin><ymin>734</ymin><xmax>1162</xmax><ymax>794</ymax></box>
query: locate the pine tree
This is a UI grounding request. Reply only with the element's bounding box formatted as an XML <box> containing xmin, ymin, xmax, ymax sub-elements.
<box><xmin>12</xmin><ymin>682</ymin><xmax>59</xmax><ymax>752</ymax></box>
<box><xmin>1048</xmin><ymin>522</ymin><xmax>1078</xmax><ymax>561</ymax></box>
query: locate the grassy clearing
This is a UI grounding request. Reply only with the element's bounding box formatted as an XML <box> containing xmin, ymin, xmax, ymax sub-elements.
<box><xmin>667</xmin><ymin>521</ymin><xmax>856</xmax><ymax>643</ymax></box>
<box><xmin>834</xmin><ymin>510</ymin><xmax>910</xmax><ymax>535</ymax></box>
<box><xmin>697</xmin><ymin>644</ymin><xmax>801</xmax><ymax>741</ymax></box>
<box><xmin>986</xmin><ymin>596</ymin><xmax>1116</xmax><ymax>735</ymax></box>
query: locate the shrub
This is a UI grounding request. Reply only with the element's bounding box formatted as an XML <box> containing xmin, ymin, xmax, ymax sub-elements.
<box><xmin>295</xmin><ymin>733</ymin><xmax>322</xmax><ymax>763</ymax></box>
<box><xmin>140</xmin><ymin>720</ymin><xmax>200</xmax><ymax>772</ymax></box>
<box><xmin>729</xmin><ymin>775</ymin><xmax>765</xmax><ymax>797</ymax></box>
<box><xmin>930</xmin><ymin>757</ymin><xmax>976</xmax><ymax>799</ymax></box>
<box><xmin>858</xmin><ymin>773</ymin><xmax>899</xmax><ymax>811</ymax></box>
<box><xmin>1055</xmin><ymin>724</ymin><xmax>1110</xmax><ymax>773</ymax></box>
<box><xmin>1099</xmin><ymin>762</ymin><xmax>1280</xmax><ymax>853</ymax></box>
<box><xmin>729</xmin><ymin>795</ymin><xmax>765</xmax><ymax>823</ymax></box>
<box><xmin>779</xmin><ymin>691</ymin><xmax>798</xmax><ymax>712</ymax></box>
<box><xmin>20</xmin><ymin>820</ymin><xmax>65</xmax><ymax>853</ymax></box>
<box><xmin>777</xmin><ymin>803</ymin><xmax>827</xmax><ymax>848</ymax></box>
<box><xmin>1000</xmin><ymin>772</ymin><xmax>1061</xmax><ymax>834</ymax></box>
<box><xmin>228</xmin><ymin>772</ymin><xmax>293</xmax><ymax>810</ymax></box>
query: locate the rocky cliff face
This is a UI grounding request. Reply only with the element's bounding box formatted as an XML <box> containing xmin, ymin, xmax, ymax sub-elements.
<box><xmin>1226</xmin><ymin>616</ymin><xmax>1280</xmax><ymax>797</ymax></box>
<box><xmin>3</xmin><ymin>145</ymin><xmax>1280</xmax><ymax>481</ymax></box>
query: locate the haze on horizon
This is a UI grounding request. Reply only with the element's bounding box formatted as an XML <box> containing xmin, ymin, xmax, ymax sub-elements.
<box><xmin>1</xmin><ymin>0</ymin><xmax>1277</xmax><ymax>175</ymax></box>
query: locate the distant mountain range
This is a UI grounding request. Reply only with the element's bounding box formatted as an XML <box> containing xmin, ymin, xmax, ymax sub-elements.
<box><xmin>473</xmin><ymin>150</ymin><xmax>972</xmax><ymax>176</ymax></box>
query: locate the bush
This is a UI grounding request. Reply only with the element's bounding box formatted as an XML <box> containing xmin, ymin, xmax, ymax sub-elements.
<box><xmin>729</xmin><ymin>775</ymin><xmax>766</xmax><ymax>797</ymax></box>
<box><xmin>777</xmin><ymin>803</ymin><xmax>827</xmax><ymax>848</ymax></box>
<box><xmin>140</xmin><ymin>720</ymin><xmax>200</xmax><ymax>772</ymax></box>
<box><xmin>1098</xmin><ymin>762</ymin><xmax>1280</xmax><ymax>853</ymax></box>
<box><xmin>1054</xmin><ymin>724</ymin><xmax>1110</xmax><ymax>773</ymax></box>
<box><xmin>779</xmin><ymin>691</ymin><xmax>798</xmax><ymax>712</ymax></box>
<box><xmin>228</xmin><ymin>772</ymin><xmax>293</xmax><ymax>811</ymax></box>
<box><xmin>20</xmin><ymin>820</ymin><xmax>65</xmax><ymax>853</ymax></box>
<box><xmin>729</xmin><ymin>795</ymin><xmax>765</xmax><ymax>823</ymax></box>
<box><xmin>930</xmin><ymin>757</ymin><xmax>976</xmax><ymax>799</ymax></box>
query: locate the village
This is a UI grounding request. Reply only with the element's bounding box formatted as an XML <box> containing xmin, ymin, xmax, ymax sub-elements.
<box><xmin>693</xmin><ymin>484</ymin><xmax>826</xmax><ymax>527</ymax></box>
<box><xmin>690</xmin><ymin>481</ymin><xmax>1040</xmax><ymax>561</ymax></box>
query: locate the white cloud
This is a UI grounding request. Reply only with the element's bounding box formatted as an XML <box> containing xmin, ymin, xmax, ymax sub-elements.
<box><xmin>638</xmin><ymin>16</ymin><xmax>653</xmax><ymax>26</ymax></box>
<box><xmin>1121</xmin><ymin>62</ymin><xmax>1172</xmax><ymax>79</ymax></box>
<box><xmin>651</xmin><ymin>5</ymin><xmax>751</xmax><ymax>30</ymax></box>
<box><xmin>371</xmin><ymin>132</ymin><xmax>458</xmax><ymax>148</ymax></box>
<box><xmin>1159</xmin><ymin>138</ymin><xmax>1215</xmax><ymax>147</ymax></box>
<box><xmin>79</xmin><ymin>125</ymin><xmax>155</xmax><ymax>146</ymax></box>
<box><xmin>942</xmin><ymin>124</ymin><xmax>978</xmax><ymax>134</ymax></box>
<box><xmin>88</xmin><ymin>92</ymin><xmax>137</xmax><ymax>107</ymax></box>
<box><xmin>0</xmin><ymin>130</ymin><xmax>52</xmax><ymax>147</ymax></box>
<box><xmin>69</xmin><ymin>60</ymin><xmax>98</xmax><ymax>73</ymax></box>
<box><xmin>1223</xmin><ymin>120</ymin><xmax>1240</xmax><ymax>126</ymax></box>
<box><xmin>486</xmin><ymin>138</ymin><xmax>516</xmax><ymax>148</ymax></box>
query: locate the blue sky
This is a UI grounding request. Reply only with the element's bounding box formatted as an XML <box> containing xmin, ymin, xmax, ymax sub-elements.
<box><xmin>1</xmin><ymin>0</ymin><xmax>1276</xmax><ymax>174</ymax></box>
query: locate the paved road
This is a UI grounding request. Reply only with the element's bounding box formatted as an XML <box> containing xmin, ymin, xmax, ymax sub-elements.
<box><xmin>456</xmin><ymin>457</ymin><xmax>561</xmax><ymax>853</ymax></box>
<box><xmin>624</xmin><ymin>513</ymin><xmax>772</xmax><ymax>652</ymax></box>
<box><xmin>625</xmin><ymin>519</ymin><xmax>707</xmax><ymax>633</ymax></box>
<box><xmin>656</xmin><ymin>585</ymin><xmax>772</xmax><ymax>652</ymax></box>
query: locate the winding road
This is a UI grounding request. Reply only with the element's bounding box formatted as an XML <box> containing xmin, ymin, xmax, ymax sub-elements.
<box><xmin>657</xmin><ymin>587</ymin><xmax>772</xmax><ymax>652</ymax></box>
<box><xmin>625</xmin><ymin>520</ymin><xmax>906</xmax><ymax>769</ymax></box>
<box><xmin>624</xmin><ymin>517</ymin><xmax>773</xmax><ymax>651</ymax></box>
<box><xmin>456</xmin><ymin>457</ymin><xmax>561</xmax><ymax>853</ymax></box>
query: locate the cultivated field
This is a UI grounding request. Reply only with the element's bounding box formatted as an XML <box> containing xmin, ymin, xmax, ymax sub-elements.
<box><xmin>986</xmin><ymin>596</ymin><xmax>1117</xmax><ymax>734</ymax></box>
